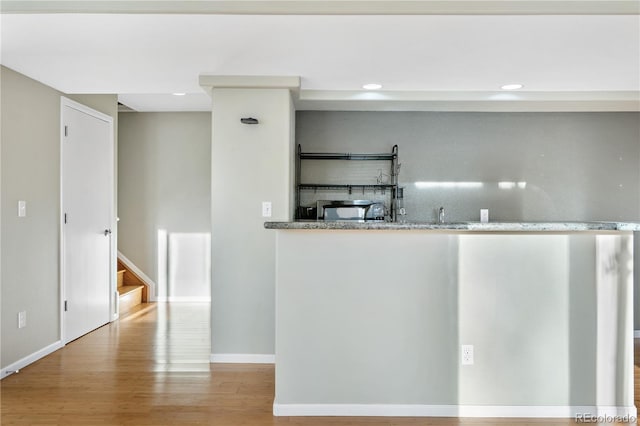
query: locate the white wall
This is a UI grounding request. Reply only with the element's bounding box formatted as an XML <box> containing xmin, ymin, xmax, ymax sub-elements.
<box><xmin>0</xmin><ymin>66</ymin><xmax>117</xmax><ymax>371</ymax></box>
<box><xmin>118</xmin><ymin>112</ymin><xmax>211</xmax><ymax>301</ymax></box>
<box><xmin>210</xmin><ymin>88</ymin><xmax>293</xmax><ymax>357</ymax></box>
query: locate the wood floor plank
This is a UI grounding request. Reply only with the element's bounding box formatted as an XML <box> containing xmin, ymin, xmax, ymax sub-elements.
<box><xmin>1</xmin><ymin>302</ymin><xmax>637</xmax><ymax>425</ymax></box>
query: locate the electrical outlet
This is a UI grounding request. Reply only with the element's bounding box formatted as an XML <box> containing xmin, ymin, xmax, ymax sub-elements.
<box><xmin>18</xmin><ymin>311</ymin><xmax>26</xmax><ymax>329</ymax></box>
<box><xmin>461</xmin><ymin>344</ymin><xmax>474</xmax><ymax>365</ymax></box>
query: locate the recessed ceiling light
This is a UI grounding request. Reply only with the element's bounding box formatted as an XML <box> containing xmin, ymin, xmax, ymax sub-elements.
<box><xmin>172</xmin><ymin>92</ymin><xmax>186</xmax><ymax>96</ymax></box>
<box><xmin>500</xmin><ymin>84</ymin><xmax>524</xmax><ymax>90</ymax></box>
<box><xmin>362</xmin><ymin>83</ymin><xmax>382</xmax><ymax>90</ymax></box>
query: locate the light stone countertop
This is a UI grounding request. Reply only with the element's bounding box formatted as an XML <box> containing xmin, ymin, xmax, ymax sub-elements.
<box><xmin>264</xmin><ymin>221</ymin><xmax>640</xmax><ymax>232</ymax></box>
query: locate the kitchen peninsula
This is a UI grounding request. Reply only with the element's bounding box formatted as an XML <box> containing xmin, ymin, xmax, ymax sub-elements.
<box><xmin>266</xmin><ymin>221</ymin><xmax>639</xmax><ymax>419</ymax></box>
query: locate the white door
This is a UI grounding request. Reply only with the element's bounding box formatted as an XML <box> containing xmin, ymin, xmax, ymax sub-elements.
<box><xmin>62</xmin><ymin>98</ymin><xmax>115</xmax><ymax>344</ymax></box>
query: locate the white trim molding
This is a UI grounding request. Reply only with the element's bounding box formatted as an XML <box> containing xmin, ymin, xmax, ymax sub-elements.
<box><xmin>2</xmin><ymin>1</ymin><xmax>638</xmax><ymax>15</ymax></box>
<box><xmin>156</xmin><ymin>296</ymin><xmax>211</xmax><ymax>303</ymax></box>
<box><xmin>1</xmin><ymin>340</ymin><xmax>63</xmax><ymax>380</ymax></box>
<box><xmin>210</xmin><ymin>354</ymin><xmax>275</xmax><ymax>364</ymax></box>
<box><xmin>272</xmin><ymin>403</ymin><xmax>638</xmax><ymax>418</ymax></box>
<box><xmin>296</xmin><ymin>90</ymin><xmax>640</xmax><ymax>112</ymax></box>
<box><xmin>199</xmin><ymin>75</ymin><xmax>300</xmax><ymax>90</ymax></box>
<box><xmin>199</xmin><ymin>75</ymin><xmax>301</xmax><ymax>99</ymax></box>
<box><xmin>117</xmin><ymin>251</ymin><xmax>157</xmax><ymax>302</ymax></box>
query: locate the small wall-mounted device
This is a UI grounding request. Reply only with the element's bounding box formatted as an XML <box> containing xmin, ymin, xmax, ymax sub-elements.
<box><xmin>18</xmin><ymin>200</ymin><xmax>26</xmax><ymax>217</ymax></box>
<box><xmin>480</xmin><ymin>209</ymin><xmax>489</xmax><ymax>223</ymax></box>
<box><xmin>240</xmin><ymin>117</ymin><xmax>259</xmax><ymax>124</ymax></box>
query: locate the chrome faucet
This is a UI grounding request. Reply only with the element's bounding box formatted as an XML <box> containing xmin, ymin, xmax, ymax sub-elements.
<box><xmin>438</xmin><ymin>206</ymin><xmax>445</xmax><ymax>224</ymax></box>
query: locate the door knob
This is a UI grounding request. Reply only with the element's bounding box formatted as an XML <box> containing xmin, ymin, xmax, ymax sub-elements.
<box><xmin>104</xmin><ymin>229</ymin><xmax>112</xmax><ymax>236</ymax></box>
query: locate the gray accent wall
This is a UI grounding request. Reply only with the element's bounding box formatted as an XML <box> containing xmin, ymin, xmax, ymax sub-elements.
<box><xmin>1</xmin><ymin>66</ymin><xmax>117</xmax><ymax>370</ymax></box>
<box><xmin>117</xmin><ymin>112</ymin><xmax>211</xmax><ymax>300</ymax></box>
<box><xmin>296</xmin><ymin>111</ymin><xmax>640</xmax><ymax>222</ymax></box>
<box><xmin>296</xmin><ymin>110</ymin><xmax>640</xmax><ymax>329</ymax></box>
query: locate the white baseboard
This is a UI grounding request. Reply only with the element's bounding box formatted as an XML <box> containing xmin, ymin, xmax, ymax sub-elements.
<box><xmin>210</xmin><ymin>353</ymin><xmax>275</xmax><ymax>364</ymax></box>
<box><xmin>272</xmin><ymin>403</ymin><xmax>638</xmax><ymax>418</ymax></box>
<box><xmin>1</xmin><ymin>340</ymin><xmax>63</xmax><ymax>380</ymax></box>
<box><xmin>634</xmin><ymin>330</ymin><xmax>640</xmax><ymax>338</ymax></box>
<box><xmin>596</xmin><ymin>405</ymin><xmax>638</xmax><ymax>417</ymax></box>
<box><xmin>156</xmin><ymin>296</ymin><xmax>211</xmax><ymax>302</ymax></box>
<box><xmin>117</xmin><ymin>251</ymin><xmax>157</xmax><ymax>302</ymax></box>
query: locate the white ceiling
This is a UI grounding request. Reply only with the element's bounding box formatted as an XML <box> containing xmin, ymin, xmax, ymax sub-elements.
<box><xmin>1</xmin><ymin>10</ymin><xmax>639</xmax><ymax>111</ymax></box>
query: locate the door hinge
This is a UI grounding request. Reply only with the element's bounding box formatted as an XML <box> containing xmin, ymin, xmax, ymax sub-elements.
<box><xmin>64</xmin><ymin>213</ymin><xmax>67</xmax><ymax>224</ymax></box>
<box><xmin>64</xmin><ymin>125</ymin><xmax>68</xmax><ymax>137</ymax></box>
<box><xmin>64</xmin><ymin>300</ymin><xmax>68</xmax><ymax>312</ymax></box>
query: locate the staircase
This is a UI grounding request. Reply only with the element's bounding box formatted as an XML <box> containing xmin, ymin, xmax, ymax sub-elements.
<box><xmin>117</xmin><ymin>260</ymin><xmax>148</xmax><ymax>315</ymax></box>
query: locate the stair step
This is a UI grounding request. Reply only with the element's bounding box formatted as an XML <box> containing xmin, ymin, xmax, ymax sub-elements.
<box><xmin>117</xmin><ymin>270</ymin><xmax>125</xmax><ymax>288</ymax></box>
<box><xmin>118</xmin><ymin>285</ymin><xmax>143</xmax><ymax>296</ymax></box>
<box><xmin>118</xmin><ymin>285</ymin><xmax>143</xmax><ymax>315</ymax></box>
<box><xmin>117</xmin><ymin>259</ymin><xmax>148</xmax><ymax>303</ymax></box>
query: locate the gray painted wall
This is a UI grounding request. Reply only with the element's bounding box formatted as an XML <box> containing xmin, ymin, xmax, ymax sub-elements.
<box><xmin>117</xmin><ymin>112</ymin><xmax>211</xmax><ymax>300</ymax></box>
<box><xmin>296</xmin><ymin>111</ymin><xmax>640</xmax><ymax>329</ymax></box>
<box><xmin>296</xmin><ymin>111</ymin><xmax>640</xmax><ymax>222</ymax></box>
<box><xmin>210</xmin><ymin>88</ymin><xmax>293</xmax><ymax>356</ymax></box>
<box><xmin>3</xmin><ymin>77</ymin><xmax>639</xmax><ymax>370</ymax></box>
<box><xmin>1</xmin><ymin>66</ymin><xmax>117</xmax><ymax>369</ymax></box>
<box><xmin>275</xmin><ymin>231</ymin><xmax>633</xmax><ymax>410</ymax></box>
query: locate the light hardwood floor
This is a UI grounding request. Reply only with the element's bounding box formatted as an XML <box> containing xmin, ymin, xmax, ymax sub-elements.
<box><xmin>1</xmin><ymin>302</ymin><xmax>638</xmax><ymax>425</ymax></box>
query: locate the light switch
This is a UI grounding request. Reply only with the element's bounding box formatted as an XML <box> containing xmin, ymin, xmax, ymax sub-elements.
<box><xmin>18</xmin><ymin>311</ymin><xmax>26</xmax><ymax>329</ymax></box>
<box><xmin>18</xmin><ymin>200</ymin><xmax>26</xmax><ymax>217</ymax></box>
<box><xmin>262</xmin><ymin>201</ymin><xmax>272</xmax><ymax>218</ymax></box>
